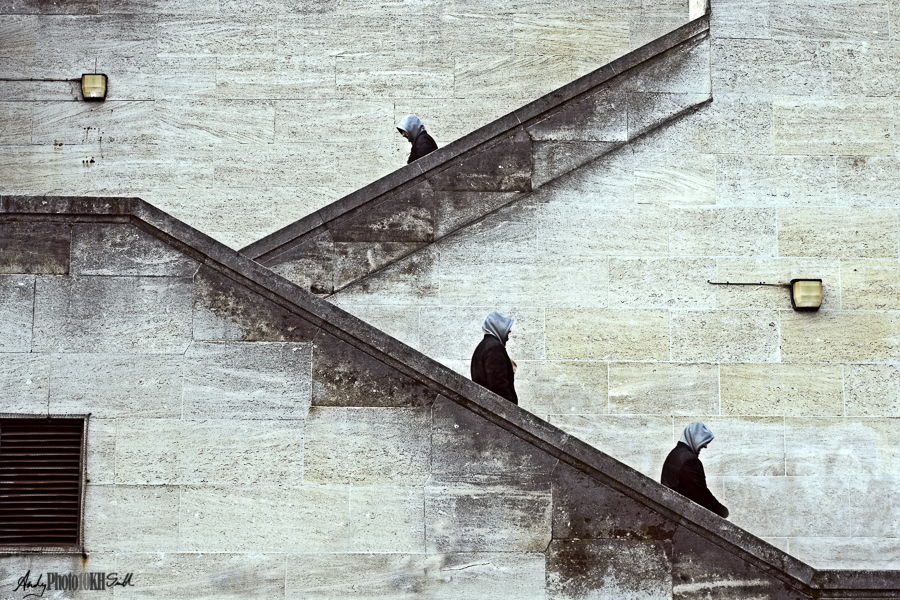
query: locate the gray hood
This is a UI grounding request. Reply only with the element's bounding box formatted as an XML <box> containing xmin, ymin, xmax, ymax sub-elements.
<box><xmin>482</xmin><ymin>311</ymin><xmax>513</xmax><ymax>346</ymax></box>
<box><xmin>679</xmin><ymin>421</ymin><xmax>714</xmax><ymax>455</ymax></box>
<box><xmin>397</xmin><ymin>114</ymin><xmax>426</xmax><ymax>146</ymax></box>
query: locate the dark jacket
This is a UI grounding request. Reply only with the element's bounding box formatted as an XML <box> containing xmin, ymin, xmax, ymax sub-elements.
<box><xmin>661</xmin><ymin>442</ymin><xmax>728</xmax><ymax>518</ymax></box>
<box><xmin>470</xmin><ymin>334</ymin><xmax>517</xmax><ymax>404</ymax></box>
<box><xmin>408</xmin><ymin>131</ymin><xmax>437</xmax><ymax>163</ymax></box>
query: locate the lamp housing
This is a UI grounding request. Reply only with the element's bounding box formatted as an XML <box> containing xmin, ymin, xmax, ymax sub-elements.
<box><xmin>80</xmin><ymin>74</ymin><xmax>107</xmax><ymax>100</ymax></box>
<box><xmin>789</xmin><ymin>279</ymin><xmax>822</xmax><ymax>311</ymax></box>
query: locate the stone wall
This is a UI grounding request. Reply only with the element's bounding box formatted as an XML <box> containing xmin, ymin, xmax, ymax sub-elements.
<box><xmin>243</xmin><ymin>0</ymin><xmax>900</xmax><ymax>569</ymax></box>
<box><xmin>2</xmin><ymin>197</ymin><xmax>897</xmax><ymax>598</ymax></box>
<box><xmin>0</xmin><ymin>0</ymin><xmax>689</xmax><ymax>248</ymax></box>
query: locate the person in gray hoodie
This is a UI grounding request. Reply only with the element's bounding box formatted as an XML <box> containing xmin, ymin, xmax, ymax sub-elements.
<box><xmin>397</xmin><ymin>114</ymin><xmax>438</xmax><ymax>164</ymax></box>
<box><xmin>661</xmin><ymin>422</ymin><xmax>729</xmax><ymax>518</ymax></box>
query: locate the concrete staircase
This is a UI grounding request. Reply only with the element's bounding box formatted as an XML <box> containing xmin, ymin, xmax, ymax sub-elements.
<box><xmin>241</xmin><ymin>15</ymin><xmax>712</xmax><ymax>295</ymax></box>
<box><xmin>3</xmin><ymin>194</ymin><xmax>899</xmax><ymax>597</ymax></box>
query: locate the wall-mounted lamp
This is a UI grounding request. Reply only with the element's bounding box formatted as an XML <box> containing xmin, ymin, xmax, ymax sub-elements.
<box><xmin>80</xmin><ymin>74</ymin><xmax>107</xmax><ymax>100</ymax></box>
<box><xmin>708</xmin><ymin>279</ymin><xmax>822</xmax><ymax>311</ymax></box>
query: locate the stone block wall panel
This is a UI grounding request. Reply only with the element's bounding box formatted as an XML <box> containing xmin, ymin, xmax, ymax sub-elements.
<box><xmin>0</xmin><ymin>222</ymin><xmax>70</xmax><ymax>274</ymax></box>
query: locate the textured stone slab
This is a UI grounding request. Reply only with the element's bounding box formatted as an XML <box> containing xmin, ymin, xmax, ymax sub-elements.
<box><xmin>715</xmin><ymin>155</ymin><xmax>836</xmax><ymax>206</ymax></box>
<box><xmin>192</xmin><ymin>264</ymin><xmax>320</xmax><ymax>341</ymax></box>
<box><xmin>180</xmin><ymin>485</ymin><xmax>350</xmax><ymax>552</ymax></box>
<box><xmin>841</xmin><ymin>259</ymin><xmax>900</xmax><ymax>309</ymax></box>
<box><xmin>779</xmin><ymin>207</ymin><xmax>898</xmax><ymax>258</ymax></box>
<box><xmin>771</xmin><ymin>0</ymin><xmax>890</xmax><ymax>40</ymax></box>
<box><xmin>429</xmin><ymin>130</ymin><xmax>532</xmax><ymax>192</ymax></box>
<box><xmin>715</xmin><ymin>257</ymin><xmax>840</xmax><ymax>309</ymax></box>
<box><xmin>336</xmin><ymin>55</ymin><xmax>453</xmax><ymax>98</ymax></box>
<box><xmin>183</xmin><ymin>341</ymin><xmax>312</xmax><ymax>419</ymax></box>
<box><xmin>86</xmin><ymin>417</ymin><xmax>116</xmax><ymax>485</ymax></box>
<box><xmin>709</xmin><ymin>0</ymin><xmax>769</xmax><ymax>38</ymax></box>
<box><xmin>438</xmin><ymin>204</ymin><xmax>608</xmax><ymax>309</ymax></box>
<box><xmin>533</xmin><ymin>141</ymin><xmax>619</xmax><ymax>187</ymax></box>
<box><xmin>328</xmin><ymin>13</ymin><xmax>401</xmax><ymax>55</ymax></box>
<box><xmin>546</xmin><ymin>539</ymin><xmax>672</xmax><ymax>600</ymax></box>
<box><xmin>609</xmin><ymin>257</ymin><xmax>716</xmax><ymax>308</ymax></box>
<box><xmin>71</xmin><ymin>223</ymin><xmax>198</xmax><ymax>277</ymax></box>
<box><xmin>276</xmin><ymin>99</ymin><xmax>394</xmax><ymax>145</ymax></box>
<box><xmin>157</xmin><ymin>16</ymin><xmax>278</xmax><ymax>56</ymax></box>
<box><xmin>284</xmin><ymin>552</ymin><xmax>547</xmax><ymax>599</ymax></box>
<box><xmin>774</xmin><ymin>97</ymin><xmax>894</xmax><ymax>156</ymax></box>
<box><xmin>526</xmin><ymin>87</ymin><xmax>628</xmax><ymax>142</ymax></box>
<box><xmin>425</xmin><ymin>473</ymin><xmax>552</xmax><ymax>552</ymax></box>
<box><xmin>0</xmin><ymin>353</ymin><xmax>48</xmax><ymax>413</ymax></box>
<box><xmin>332</xmin><ymin>303</ymin><xmax>421</xmax><ymax>350</ymax></box>
<box><xmin>328</xmin><ymin>183</ymin><xmax>435</xmax><ymax>244</ymax></box>
<box><xmin>832</xmin><ymin>41</ymin><xmax>900</xmax><ymax>96</ymax></box>
<box><xmin>116</xmin><ymin>418</ymin><xmax>303</xmax><ymax>485</ymax></box>
<box><xmin>0</xmin><ymin>101</ymin><xmax>31</xmax><ymax>144</ymax></box>
<box><xmin>334</xmin><ymin>241</ymin><xmax>427</xmax><ymax>289</ymax></box>
<box><xmin>546</xmin><ymin>308</ymin><xmax>669</xmax><ymax>361</ymax></box>
<box><xmin>262</xmin><ymin>228</ymin><xmax>335</xmax><ymax>296</ymax></box>
<box><xmin>431</xmin><ymin>395</ymin><xmax>557</xmax><ymax>475</ymax></box>
<box><xmin>548</xmin><ymin>414</ymin><xmax>673</xmax><ymax>477</ymax></box>
<box><xmin>721</xmin><ymin>476</ymin><xmax>849</xmax><ymax>537</ymax></box>
<box><xmin>720</xmin><ymin>363</ymin><xmax>843</xmax><ymax>416</ymax></box>
<box><xmin>96</xmin><ymin>56</ymin><xmax>216</xmax><ymax>100</ymax></box>
<box><xmin>782</xmin><ymin>310</ymin><xmax>900</xmax><ymax>363</ymax></box>
<box><xmin>216</xmin><ymin>55</ymin><xmax>335</xmax><ymax>99</ymax></box>
<box><xmin>418</xmin><ymin>306</ymin><xmax>545</xmax><ymax>361</ymax></box>
<box><xmin>100</xmin><ymin>0</ymin><xmax>218</xmax><ymax>13</ymax></box>
<box><xmin>537</xmin><ymin>145</ymin><xmax>634</xmax><ymax>203</ymax></box>
<box><xmin>332</xmin><ymin>247</ymin><xmax>439</xmax><ymax>306</ymax></box>
<box><xmin>156</xmin><ymin>99</ymin><xmax>275</xmax><ymax>144</ymax></box>
<box><xmin>311</xmin><ymin>330</ymin><xmax>436</xmax><ymax>407</ymax></box>
<box><xmin>93</xmin><ymin>143</ymin><xmax>215</xmax><ymax>191</ymax></box>
<box><xmin>850</xmin><ymin>476</ymin><xmax>900</xmax><ymax>537</ymax></box>
<box><xmin>674</xmin><ymin>416</ymin><xmax>785</xmax><ymax>476</ymax></box>
<box><xmin>0</xmin><ymin>274</ymin><xmax>34</xmax><ymax>352</ymax></box>
<box><xmin>84</xmin><ymin>485</ymin><xmax>180</xmax><ymax>551</ymax></box>
<box><xmin>214</xmin><ymin>142</ymin><xmax>334</xmax><ymax>188</ymax></box>
<box><xmin>627</xmin><ymin>91</ymin><xmax>712</xmax><ymax>139</ymax></box>
<box><xmin>669</xmin><ymin>206</ymin><xmax>777</xmax><ymax>257</ymax></box>
<box><xmin>1</xmin><ymin>0</ymin><xmax>98</xmax><ymax>13</ymax></box>
<box><xmin>790</xmin><ymin>538</ymin><xmax>900</xmax><ymax>570</ymax></box>
<box><xmin>0</xmin><ymin>222</ymin><xmax>69</xmax><ymax>274</ymax></box>
<box><xmin>845</xmin><ymin>364</ymin><xmax>900</xmax><ymax>417</ymax></box>
<box><xmin>0</xmin><ymin>16</ymin><xmax>37</xmax><ymax>57</ymax></box>
<box><xmin>513</xmin><ymin>14</ymin><xmax>630</xmax><ymax>57</ymax></box>
<box><xmin>633</xmin><ymin>151</ymin><xmax>714</xmax><ymax>205</ymax></box>
<box><xmin>113</xmin><ymin>553</ymin><xmax>286</xmax><ymax>600</ymax></box>
<box><xmin>516</xmin><ymin>361</ymin><xmax>608</xmax><ymax>419</ymax></box>
<box><xmin>551</xmin><ymin>461</ymin><xmax>675</xmax><ymax>541</ymax></box>
<box><xmin>542</xmin><ymin>203</ymin><xmax>669</xmax><ymax>256</ymax></box>
<box><xmin>455</xmin><ymin>54</ymin><xmax>575</xmax><ymax>99</ymax></box>
<box><xmin>837</xmin><ymin>156</ymin><xmax>900</xmax><ymax>207</ymax></box>
<box><xmin>350</xmin><ymin>486</ymin><xmax>426</xmax><ymax>553</ymax></box>
<box><xmin>712</xmin><ymin>39</ymin><xmax>831</xmax><ymax>95</ymax></box>
<box><xmin>633</xmin><ymin>94</ymin><xmax>772</xmax><ymax>155</ymax></box>
<box><xmin>785</xmin><ymin>417</ymin><xmax>900</xmax><ymax>476</ymax></box>
<box><xmin>33</xmin><ymin>275</ymin><xmax>193</xmax><ymax>354</ymax></box>
<box><xmin>36</xmin><ymin>15</ymin><xmax>157</xmax><ymax>56</ymax></box>
<box><xmin>49</xmin><ymin>353</ymin><xmax>182</xmax><ymax>417</ymax></box>
<box><xmin>443</xmin><ymin>12</ymin><xmax>513</xmax><ymax>55</ymax></box>
<box><xmin>275</xmin><ymin>13</ymin><xmax>336</xmax><ymax>56</ymax></box>
<box><xmin>304</xmin><ymin>406</ymin><xmax>431</xmax><ymax>485</ymax></box>
<box><xmin>609</xmin><ymin>362</ymin><xmax>719</xmax><ymax>415</ymax></box>
<box><xmin>671</xmin><ymin>310</ymin><xmax>780</xmax><ymax>363</ymax></box>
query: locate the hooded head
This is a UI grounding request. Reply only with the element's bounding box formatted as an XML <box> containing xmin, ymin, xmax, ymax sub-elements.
<box><xmin>679</xmin><ymin>421</ymin><xmax>714</xmax><ymax>455</ymax></box>
<box><xmin>482</xmin><ymin>311</ymin><xmax>514</xmax><ymax>346</ymax></box>
<box><xmin>397</xmin><ymin>114</ymin><xmax>426</xmax><ymax>146</ymax></box>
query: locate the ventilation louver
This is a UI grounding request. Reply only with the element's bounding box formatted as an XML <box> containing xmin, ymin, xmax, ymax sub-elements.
<box><xmin>0</xmin><ymin>418</ymin><xmax>84</xmax><ymax>547</ymax></box>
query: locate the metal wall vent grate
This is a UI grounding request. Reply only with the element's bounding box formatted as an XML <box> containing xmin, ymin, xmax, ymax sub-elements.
<box><xmin>0</xmin><ymin>418</ymin><xmax>84</xmax><ymax>546</ymax></box>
